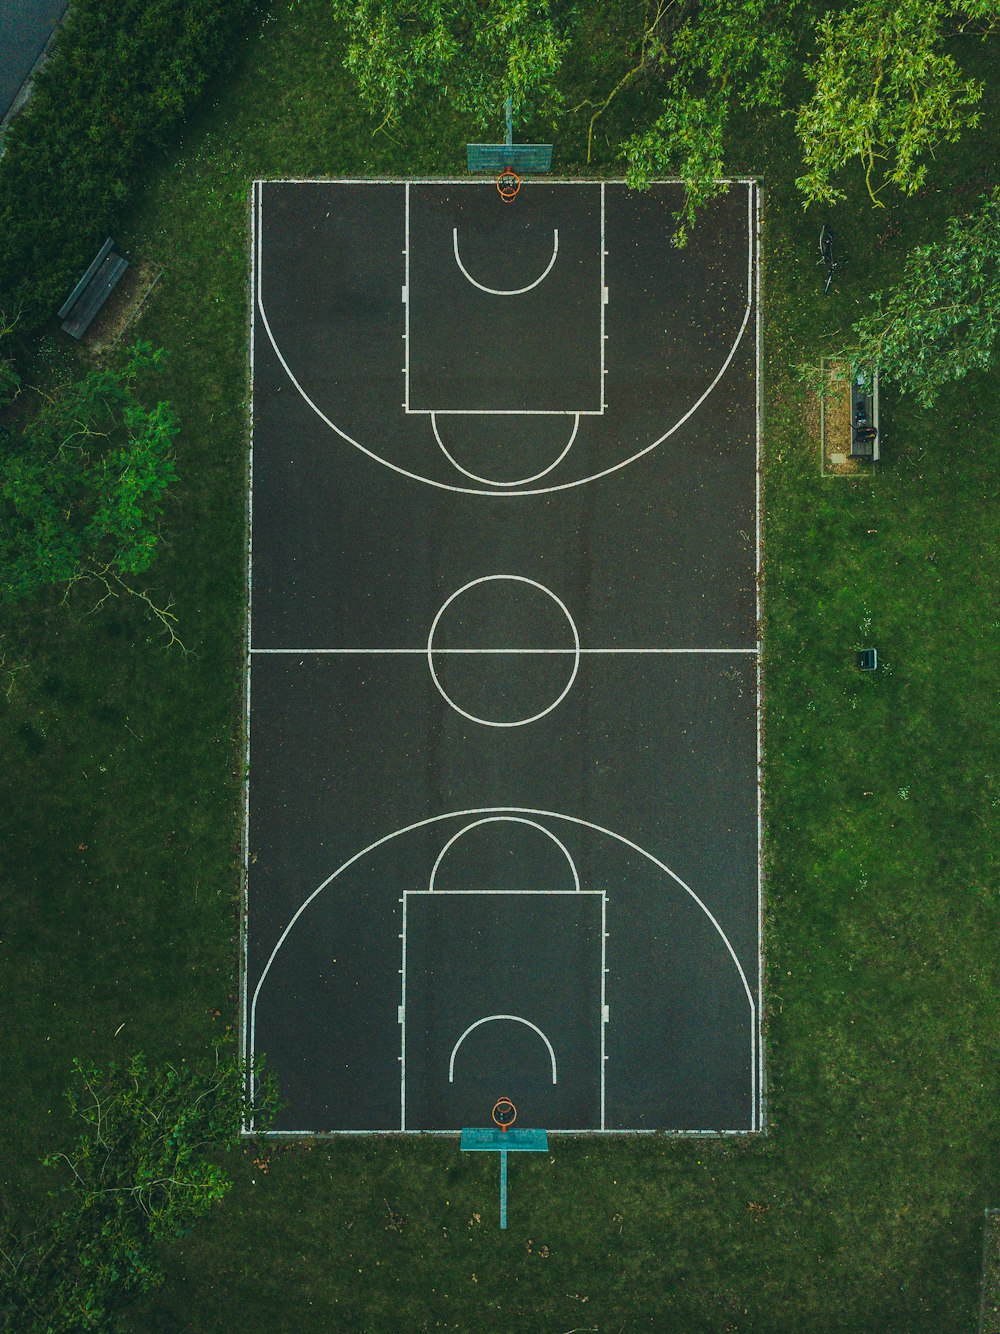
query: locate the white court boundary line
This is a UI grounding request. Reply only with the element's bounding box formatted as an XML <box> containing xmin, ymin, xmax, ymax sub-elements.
<box><xmin>600</xmin><ymin>181</ymin><xmax>606</xmax><ymax>408</ymax></box>
<box><xmin>241</xmin><ymin>184</ymin><xmax>256</xmax><ymax>1120</ymax></box>
<box><xmin>248</xmin><ymin>807</ymin><xmax>758</xmax><ymax>1133</ymax></box>
<box><xmin>430</xmin><ymin>411</ymin><xmax>579</xmax><ymax>486</ymax></box>
<box><xmin>753</xmin><ymin>181</ymin><xmax>765</xmax><ymax>1132</ymax></box>
<box><xmin>254</xmin><ymin>181</ymin><xmax>753</xmax><ymax>496</ymax></box>
<box><xmin>452</xmin><ymin>227</ymin><xmax>559</xmax><ymax>296</ymax></box>
<box><xmin>428</xmin><ymin>816</ymin><xmax>581</xmax><ymax>893</ymax></box>
<box><xmin>399</xmin><ymin>892</ymin><xmax>407</xmax><ymax>1126</ymax></box>
<box><xmin>250</xmin><ymin>647</ymin><xmax>759</xmax><ymax>655</ymax></box>
<box><xmin>449</xmin><ymin>1016</ymin><xmax>558</xmax><ymax>1083</ymax></box>
<box><xmin>257</xmin><ymin>176</ymin><xmax>759</xmax><ymax>185</ymax></box>
<box><xmin>258</xmin><ymin>1127</ymin><xmax>756</xmax><ymax>1137</ymax></box>
<box><xmin>403</xmin><ymin>182</ymin><xmax>410</xmax><ymax>412</ymax></box>
<box><xmin>244</xmin><ymin>178</ymin><xmax>764</xmax><ymax>1132</ymax></box>
<box><xmin>601</xmin><ymin>891</ymin><xmax>607</xmax><ymax>1130</ymax></box>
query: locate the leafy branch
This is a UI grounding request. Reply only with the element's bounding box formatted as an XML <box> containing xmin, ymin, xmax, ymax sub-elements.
<box><xmin>623</xmin><ymin>0</ymin><xmax>801</xmax><ymax>241</ymax></box>
<box><xmin>0</xmin><ymin>342</ymin><xmax>181</xmax><ymax>637</ymax></box>
<box><xmin>806</xmin><ymin>188</ymin><xmax>1000</xmax><ymax>406</ymax></box>
<box><xmin>0</xmin><ymin>1043</ymin><xmax>277</xmax><ymax>1332</ymax></box>
<box><xmin>573</xmin><ymin>0</ymin><xmax>678</xmax><ymax>164</ymax></box>
<box><xmin>795</xmin><ymin>0</ymin><xmax>986</xmax><ymax>207</ymax></box>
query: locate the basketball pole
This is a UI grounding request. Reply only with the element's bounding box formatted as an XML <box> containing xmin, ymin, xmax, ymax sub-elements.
<box><xmin>499</xmin><ymin>1147</ymin><xmax>509</xmax><ymax>1229</ymax></box>
<box><xmin>505</xmin><ymin>96</ymin><xmax>513</xmax><ymax>151</ymax></box>
<box><xmin>461</xmin><ymin>1102</ymin><xmax>547</xmax><ymax>1231</ymax></box>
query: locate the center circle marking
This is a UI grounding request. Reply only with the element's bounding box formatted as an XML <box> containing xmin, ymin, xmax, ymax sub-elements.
<box><xmin>426</xmin><ymin>575</ymin><xmax>581</xmax><ymax>728</ymax></box>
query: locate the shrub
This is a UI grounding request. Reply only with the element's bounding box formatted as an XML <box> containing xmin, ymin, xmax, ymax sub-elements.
<box><xmin>0</xmin><ymin>0</ymin><xmax>260</xmax><ymax>338</ymax></box>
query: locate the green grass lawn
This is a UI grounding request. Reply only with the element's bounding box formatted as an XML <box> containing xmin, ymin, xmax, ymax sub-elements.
<box><xmin>2</xmin><ymin>3</ymin><xmax>998</xmax><ymax>1329</ymax></box>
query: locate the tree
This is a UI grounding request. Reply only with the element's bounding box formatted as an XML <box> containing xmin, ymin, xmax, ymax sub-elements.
<box><xmin>330</xmin><ymin>0</ymin><xmax>570</xmax><ymax>133</ymax></box>
<box><xmin>795</xmin><ymin>0</ymin><xmax>992</xmax><ymax>206</ymax></box>
<box><xmin>834</xmin><ymin>188</ymin><xmax>1000</xmax><ymax>405</ymax></box>
<box><xmin>0</xmin><ymin>341</ymin><xmax>179</xmax><ymax>637</ymax></box>
<box><xmin>621</xmin><ymin>0</ymin><xmax>801</xmax><ymax>239</ymax></box>
<box><xmin>0</xmin><ymin>1044</ymin><xmax>277</xmax><ymax>1332</ymax></box>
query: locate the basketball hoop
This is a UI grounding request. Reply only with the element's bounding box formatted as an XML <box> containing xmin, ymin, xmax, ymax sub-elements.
<box><xmin>496</xmin><ymin>169</ymin><xmax>521</xmax><ymax>204</ymax></box>
<box><xmin>492</xmin><ymin>1096</ymin><xmax>517</xmax><ymax>1131</ymax></box>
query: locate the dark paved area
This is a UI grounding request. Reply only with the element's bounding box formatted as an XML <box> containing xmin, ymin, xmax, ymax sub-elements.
<box><xmin>0</xmin><ymin>0</ymin><xmax>67</xmax><ymax>120</ymax></box>
<box><xmin>404</xmin><ymin>892</ymin><xmax>605</xmax><ymax>1131</ymax></box>
<box><xmin>407</xmin><ymin>185</ymin><xmax>604</xmax><ymax>412</ymax></box>
<box><xmin>247</xmin><ymin>180</ymin><xmax>761</xmax><ymax>1134</ymax></box>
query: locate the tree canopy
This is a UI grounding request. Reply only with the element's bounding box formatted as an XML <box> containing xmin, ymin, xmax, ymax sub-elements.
<box><xmin>795</xmin><ymin>0</ymin><xmax>991</xmax><ymax>206</ymax></box>
<box><xmin>331</xmin><ymin>0</ymin><xmax>998</xmax><ymax>218</ymax></box>
<box><xmin>0</xmin><ymin>342</ymin><xmax>178</xmax><ymax>624</ymax></box>
<box><xmin>330</xmin><ymin>0</ymin><xmax>569</xmax><ymax>132</ymax></box>
<box><xmin>0</xmin><ymin>1044</ymin><xmax>276</xmax><ymax>1332</ymax></box>
<box><xmin>841</xmin><ymin>187</ymin><xmax>1000</xmax><ymax>405</ymax></box>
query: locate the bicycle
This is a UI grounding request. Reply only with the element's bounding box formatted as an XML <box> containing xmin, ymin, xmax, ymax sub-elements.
<box><xmin>819</xmin><ymin>223</ymin><xmax>837</xmax><ymax>295</ymax></box>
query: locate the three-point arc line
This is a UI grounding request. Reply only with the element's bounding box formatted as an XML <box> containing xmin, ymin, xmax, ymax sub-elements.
<box><xmin>255</xmin><ymin>181</ymin><xmax>754</xmax><ymax>497</ymax></box>
<box><xmin>247</xmin><ymin>806</ymin><xmax>759</xmax><ymax>1131</ymax></box>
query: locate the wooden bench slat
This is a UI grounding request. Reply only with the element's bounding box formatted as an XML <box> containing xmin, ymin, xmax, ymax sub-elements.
<box><xmin>60</xmin><ymin>252</ymin><xmax>128</xmax><ymax>339</ymax></box>
<box><xmin>57</xmin><ymin>238</ymin><xmax>115</xmax><ymax>319</ymax></box>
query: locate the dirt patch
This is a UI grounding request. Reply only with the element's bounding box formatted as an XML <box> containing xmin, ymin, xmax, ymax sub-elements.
<box><xmin>819</xmin><ymin>357</ymin><xmax>866</xmax><ymax>477</ymax></box>
<box><xmin>85</xmin><ymin>259</ymin><xmax>164</xmax><ymax>355</ymax></box>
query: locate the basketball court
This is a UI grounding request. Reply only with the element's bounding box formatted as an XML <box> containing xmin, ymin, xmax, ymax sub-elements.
<box><xmin>243</xmin><ymin>177</ymin><xmax>762</xmax><ymax>1135</ymax></box>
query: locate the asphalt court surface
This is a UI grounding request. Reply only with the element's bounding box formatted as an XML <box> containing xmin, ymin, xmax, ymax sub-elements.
<box><xmin>246</xmin><ymin>179</ymin><xmax>762</xmax><ymax>1134</ymax></box>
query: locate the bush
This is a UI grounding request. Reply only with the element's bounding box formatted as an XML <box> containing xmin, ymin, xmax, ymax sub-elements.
<box><xmin>0</xmin><ymin>341</ymin><xmax>177</xmax><ymax>605</ymax></box>
<box><xmin>0</xmin><ymin>0</ymin><xmax>260</xmax><ymax>337</ymax></box>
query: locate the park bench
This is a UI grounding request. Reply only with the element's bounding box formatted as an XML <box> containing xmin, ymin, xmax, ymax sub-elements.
<box><xmin>57</xmin><ymin>238</ymin><xmax>128</xmax><ymax>339</ymax></box>
<box><xmin>850</xmin><ymin>372</ymin><xmax>880</xmax><ymax>460</ymax></box>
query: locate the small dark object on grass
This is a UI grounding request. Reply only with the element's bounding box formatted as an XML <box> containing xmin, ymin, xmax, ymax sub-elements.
<box><xmin>857</xmin><ymin>648</ymin><xmax>878</xmax><ymax>671</ymax></box>
<box><xmin>819</xmin><ymin>224</ymin><xmax>838</xmax><ymax>294</ymax></box>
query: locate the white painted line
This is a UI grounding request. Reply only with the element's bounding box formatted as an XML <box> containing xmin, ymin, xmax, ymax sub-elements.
<box><xmin>452</xmin><ymin>227</ymin><xmax>558</xmax><ymax>295</ymax></box>
<box><xmin>448</xmin><ymin>1015</ymin><xmax>557</xmax><ymax>1084</ymax></box>
<box><xmin>406</xmin><ymin>889</ymin><xmax>601</xmax><ymax>895</ymax></box>
<box><xmin>253</xmin><ymin>1126</ymin><xmax>759</xmax><ymax>1136</ymax></box>
<box><xmin>403</xmin><ymin>183</ymin><xmax>410</xmax><ymax>411</ymax></box>
<box><xmin>601</xmin><ymin>890</ymin><xmax>607</xmax><ymax>1131</ymax></box>
<box><xmin>431</xmin><ymin>411</ymin><xmax>579</xmax><ymax>487</ymax></box>
<box><xmin>248</xmin><ymin>806</ymin><xmax>757</xmax><ymax>1128</ymax></box>
<box><xmin>410</xmin><ymin>408</ymin><xmax>600</xmax><ymax>417</ymax></box>
<box><xmin>255</xmin><ymin>182</ymin><xmax>752</xmax><ymax>496</ymax></box>
<box><xmin>400</xmin><ymin>892</ymin><xmax>407</xmax><ymax>1130</ymax></box>
<box><xmin>427</xmin><ymin>816</ymin><xmax>581</xmax><ymax>893</ymax></box>
<box><xmin>256</xmin><ymin>176</ymin><xmax>761</xmax><ymax>186</ymax></box>
<box><xmin>242</xmin><ymin>180</ymin><xmax>257</xmax><ymax>1131</ymax></box>
<box><xmin>600</xmin><ymin>182</ymin><xmax>606</xmax><ymax>395</ymax></box>
<box><xmin>425</xmin><ymin>575</ymin><xmax>580</xmax><ymax>728</ymax></box>
<box><xmin>753</xmin><ymin>180</ymin><xmax>764</xmax><ymax>1133</ymax></box>
<box><xmin>250</xmin><ymin>646</ymin><xmax>759</xmax><ymax>655</ymax></box>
